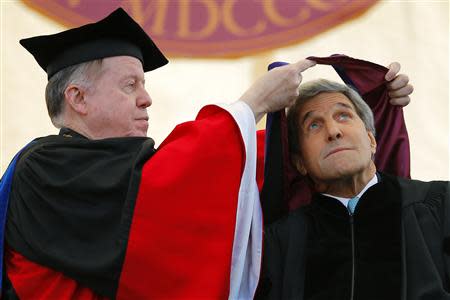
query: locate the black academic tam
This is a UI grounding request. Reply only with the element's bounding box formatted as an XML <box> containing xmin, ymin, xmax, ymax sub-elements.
<box><xmin>20</xmin><ymin>8</ymin><xmax>168</xmax><ymax>79</ymax></box>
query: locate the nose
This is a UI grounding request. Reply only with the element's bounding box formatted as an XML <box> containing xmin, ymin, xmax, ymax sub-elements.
<box><xmin>137</xmin><ymin>87</ymin><xmax>152</xmax><ymax>109</ymax></box>
<box><xmin>325</xmin><ymin>121</ymin><xmax>342</xmax><ymax>142</ymax></box>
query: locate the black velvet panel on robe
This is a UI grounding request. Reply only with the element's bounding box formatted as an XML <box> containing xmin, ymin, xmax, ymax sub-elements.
<box><xmin>303</xmin><ymin>173</ymin><xmax>402</xmax><ymax>300</ymax></box>
<box><xmin>257</xmin><ymin>174</ymin><xmax>450</xmax><ymax>300</ymax></box>
<box><xmin>5</xmin><ymin>128</ymin><xmax>155</xmax><ymax>298</ymax></box>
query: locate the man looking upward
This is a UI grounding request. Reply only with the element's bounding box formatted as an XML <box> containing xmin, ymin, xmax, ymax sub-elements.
<box><xmin>258</xmin><ymin>79</ymin><xmax>449</xmax><ymax>300</ymax></box>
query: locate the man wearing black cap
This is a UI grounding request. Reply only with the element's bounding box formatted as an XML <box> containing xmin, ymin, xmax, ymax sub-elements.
<box><xmin>1</xmin><ymin>8</ymin><xmax>413</xmax><ymax>300</ymax></box>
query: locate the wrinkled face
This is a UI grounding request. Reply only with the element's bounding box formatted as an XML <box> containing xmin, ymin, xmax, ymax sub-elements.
<box><xmin>296</xmin><ymin>92</ymin><xmax>376</xmax><ymax>182</ymax></box>
<box><xmin>84</xmin><ymin>56</ymin><xmax>151</xmax><ymax>138</ymax></box>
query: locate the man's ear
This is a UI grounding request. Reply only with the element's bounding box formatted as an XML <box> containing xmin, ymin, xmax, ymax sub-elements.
<box><xmin>293</xmin><ymin>154</ymin><xmax>307</xmax><ymax>175</ymax></box>
<box><xmin>64</xmin><ymin>84</ymin><xmax>88</xmax><ymax>115</ymax></box>
<box><xmin>368</xmin><ymin>131</ymin><xmax>377</xmax><ymax>156</ymax></box>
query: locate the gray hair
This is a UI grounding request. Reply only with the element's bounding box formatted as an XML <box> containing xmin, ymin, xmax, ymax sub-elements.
<box><xmin>45</xmin><ymin>59</ymin><xmax>103</xmax><ymax>128</ymax></box>
<box><xmin>287</xmin><ymin>79</ymin><xmax>375</xmax><ymax>156</ymax></box>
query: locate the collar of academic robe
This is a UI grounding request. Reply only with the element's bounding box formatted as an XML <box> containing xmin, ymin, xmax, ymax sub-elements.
<box><xmin>57</xmin><ymin>128</ymin><xmax>156</xmax><ymax>149</ymax></box>
<box><xmin>59</xmin><ymin>127</ymin><xmax>88</xmax><ymax>139</ymax></box>
<box><xmin>306</xmin><ymin>172</ymin><xmax>401</xmax><ymax>220</ymax></box>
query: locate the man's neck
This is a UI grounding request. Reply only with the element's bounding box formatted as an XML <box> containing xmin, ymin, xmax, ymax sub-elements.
<box><xmin>62</xmin><ymin>118</ymin><xmax>95</xmax><ymax>140</ymax></box>
<box><xmin>314</xmin><ymin>165</ymin><xmax>376</xmax><ymax>198</ymax></box>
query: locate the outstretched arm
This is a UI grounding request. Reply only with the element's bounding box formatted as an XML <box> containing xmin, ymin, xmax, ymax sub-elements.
<box><xmin>239</xmin><ymin>59</ymin><xmax>316</xmax><ymax>122</ymax></box>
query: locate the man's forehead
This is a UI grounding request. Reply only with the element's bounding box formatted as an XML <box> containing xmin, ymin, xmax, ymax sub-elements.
<box><xmin>103</xmin><ymin>55</ymin><xmax>144</xmax><ymax>66</ymax></box>
<box><xmin>101</xmin><ymin>56</ymin><xmax>145</xmax><ymax>75</ymax></box>
<box><xmin>300</xmin><ymin>92</ymin><xmax>356</xmax><ymax>117</ymax></box>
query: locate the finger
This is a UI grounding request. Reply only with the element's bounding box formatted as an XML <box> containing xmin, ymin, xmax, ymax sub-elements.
<box><xmin>388</xmin><ymin>84</ymin><xmax>414</xmax><ymax>98</ymax></box>
<box><xmin>389</xmin><ymin>96</ymin><xmax>411</xmax><ymax>107</ymax></box>
<box><xmin>387</xmin><ymin>74</ymin><xmax>409</xmax><ymax>90</ymax></box>
<box><xmin>385</xmin><ymin>62</ymin><xmax>401</xmax><ymax>81</ymax></box>
<box><xmin>292</xmin><ymin>59</ymin><xmax>317</xmax><ymax>73</ymax></box>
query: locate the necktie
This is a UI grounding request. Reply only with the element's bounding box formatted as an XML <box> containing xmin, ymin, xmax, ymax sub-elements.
<box><xmin>347</xmin><ymin>197</ymin><xmax>359</xmax><ymax>215</ymax></box>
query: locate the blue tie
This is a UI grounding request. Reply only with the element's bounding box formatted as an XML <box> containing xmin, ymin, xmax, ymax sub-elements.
<box><xmin>347</xmin><ymin>197</ymin><xmax>359</xmax><ymax>214</ymax></box>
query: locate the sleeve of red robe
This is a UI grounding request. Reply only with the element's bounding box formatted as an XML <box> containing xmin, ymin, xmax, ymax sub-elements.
<box><xmin>6</xmin><ymin>102</ymin><xmax>263</xmax><ymax>300</ymax></box>
<box><xmin>116</xmin><ymin>101</ymin><xmax>262</xmax><ymax>299</ymax></box>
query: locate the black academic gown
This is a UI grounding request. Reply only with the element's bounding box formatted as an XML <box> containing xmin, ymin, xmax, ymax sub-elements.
<box><xmin>257</xmin><ymin>173</ymin><xmax>450</xmax><ymax>300</ymax></box>
<box><xmin>5</xmin><ymin>128</ymin><xmax>154</xmax><ymax>297</ymax></box>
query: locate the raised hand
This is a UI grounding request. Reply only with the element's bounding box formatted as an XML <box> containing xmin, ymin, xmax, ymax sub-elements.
<box><xmin>385</xmin><ymin>62</ymin><xmax>414</xmax><ymax>106</ymax></box>
<box><xmin>239</xmin><ymin>59</ymin><xmax>316</xmax><ymax>122</ymax></box>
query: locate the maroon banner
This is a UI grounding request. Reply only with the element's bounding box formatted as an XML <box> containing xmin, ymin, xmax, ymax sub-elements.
<box><xmin>22</xmin><ymin>0</ymin><xmax>377</xmax><ymax>58</ymax></box>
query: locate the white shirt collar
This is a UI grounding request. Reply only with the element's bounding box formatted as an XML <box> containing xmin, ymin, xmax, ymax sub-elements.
<box><xmin>322</xmin><ymin>174</ymin><xmax>378</xmax><ymax>208</ymax></box>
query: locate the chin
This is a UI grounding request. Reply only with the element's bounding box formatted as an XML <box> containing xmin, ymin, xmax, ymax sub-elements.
<box><xmin>132</xmin><ymin>131</ymin><xmax>148</xmax><ymax>137</ymax></box>
<box><xmin>321</xmin><ymin>161</ymin><xmax>365</xmax><ymax>180</ymax></box>
<box><xmin>129</xmin><ymin>125</ymin><xmax>148</xmax><ymax>137</ymax></box>
<box><xmin>120</xmin><ymin>129</ymin><xmax>147</xmax><ymax>137</ymax></box>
